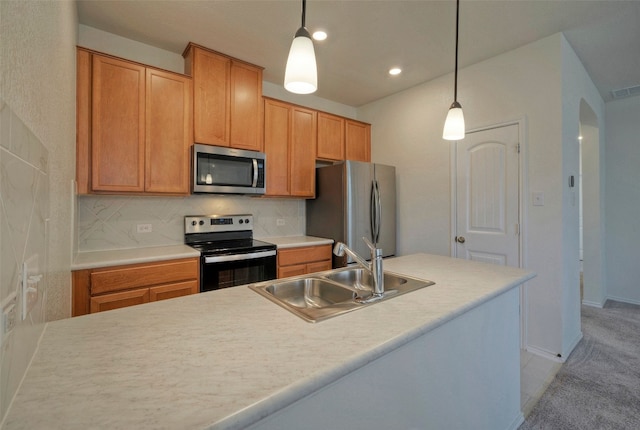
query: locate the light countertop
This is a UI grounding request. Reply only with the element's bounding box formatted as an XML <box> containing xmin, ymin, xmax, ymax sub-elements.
<box><xmin>71</xmin><ymin>237</ymin><xmax>333</xmax><ymax>271</ymax></box>
<box><xmin>258</xmin><ymin>235</ymin><xmax>333</xmax><ymax>248</ymax></box>
<box><xmin>72</xmin><ymin>245</ymin><xmax>200</xmax><ymax>270</ymax></box>
<box><xmin>4</xmin><ymin>253</ymin><xmax>534</xmax><ymax>429</ymax></box>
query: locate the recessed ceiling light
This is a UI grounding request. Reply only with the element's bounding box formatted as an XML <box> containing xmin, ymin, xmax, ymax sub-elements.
<box><xmin>389</xmin><ymin>68</ymin><xmax>402</xmax><ymax>76</ymax></box>
<box><xmin>312</xmin><ymin>31</ymin><xmax>327</xmax><ymax>41</ymax></box>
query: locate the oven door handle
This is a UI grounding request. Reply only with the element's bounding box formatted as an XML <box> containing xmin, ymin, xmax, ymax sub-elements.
<box><xmin>204</xmin><ymin>250</ymin><xmax>276</xmax><ymax>264</ymax></box>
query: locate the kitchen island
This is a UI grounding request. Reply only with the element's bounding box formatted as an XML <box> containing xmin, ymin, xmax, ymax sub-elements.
<box><xmin>2</xmin><ymin>254</ymin><xmax>534</xmax><ymax>430</ymax></box>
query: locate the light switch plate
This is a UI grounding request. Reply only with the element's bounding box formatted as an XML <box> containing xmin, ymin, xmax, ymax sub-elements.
<box><xmin>532</xmin><ymin>192</ymin><xmax>545</xmax><ymax>206</ymax></box>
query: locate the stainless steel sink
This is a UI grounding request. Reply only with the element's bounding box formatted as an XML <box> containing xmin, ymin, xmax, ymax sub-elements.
<box><xmin>324</xmin><ymin>268</ymin><xmax>408</xmax><ymax>290</ymax></box>
<box><xmin>249</xmin><ymin>267</ymin><xmax>435</xmax><ymax>323</ymax></box>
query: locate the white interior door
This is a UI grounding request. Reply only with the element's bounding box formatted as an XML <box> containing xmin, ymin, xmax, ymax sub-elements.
<box><xmin>455</xmin><ymin>124</ymin><xmax>520</xmax><ymax>267</ymax></box>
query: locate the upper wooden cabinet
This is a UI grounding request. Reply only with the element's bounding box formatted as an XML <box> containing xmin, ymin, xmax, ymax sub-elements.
<box><xmin>183</xmin><ymin>43</ymin><xmax>264</xmax><ymax>151</ymax></box>
<box><xmin>317</xmin><ymin>112</ymin><xmax>371</xmax><ymax>162</ymax></box>
<box><xmin>264</xmin><ymin>98</ymin><xmax>317</xmax><ymax>198</ymax></box>
<box><xmin>345</xmin><ymin>119</ymin><xmax>371</xmax><ymax>162</ymax></box>
<box><xmin>317</xmin><ymin>112</ymin><xmax>345</xmax><ymax>161</ymax></box>
<box><xmin>76</xmin><ymin>48</ymin><xmax>192</xmax><ymax>195</ymax></box>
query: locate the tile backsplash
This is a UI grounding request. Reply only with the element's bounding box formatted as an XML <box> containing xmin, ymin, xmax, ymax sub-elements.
<box><xmin>77</xmin><ymin>194</ymin><xmax>306</xmax><ymax>252</ymax></box>
<box><xmin>0</xmin><ymin>100</ymin><xmax>49</xmax><ymax>420</ymax></box>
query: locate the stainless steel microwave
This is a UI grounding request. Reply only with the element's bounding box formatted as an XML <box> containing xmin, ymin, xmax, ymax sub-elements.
<box><xmin>192</xmin><ymin>144</ymin><xmax>266</xmax><ymax>195</ymax></box>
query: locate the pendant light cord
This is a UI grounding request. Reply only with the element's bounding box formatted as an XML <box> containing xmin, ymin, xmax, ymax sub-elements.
<box><xmin>454</xmin><ymin>0</ymin><xmax>459</xmax><ymax>102</ymax></box>
<box><xmin>301</xmin><ymin>0</ymin><xmax>307</xmax><ymax>28</ymax></box>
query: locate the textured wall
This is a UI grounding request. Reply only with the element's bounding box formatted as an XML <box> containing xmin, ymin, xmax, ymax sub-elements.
<box><xmin>0</xmin><ymin>0</ymin><xmax>77</xmax><ymax>422</ymax></box>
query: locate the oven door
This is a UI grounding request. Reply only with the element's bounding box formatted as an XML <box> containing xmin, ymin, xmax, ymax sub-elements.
<box><xmin>200</xmin><ymin>249</ymin><xmax>276</xmax><ymax>292</ymax></box>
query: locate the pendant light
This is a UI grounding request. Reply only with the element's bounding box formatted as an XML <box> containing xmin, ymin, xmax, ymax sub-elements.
<box><xmin>284</xmin><ymin>0</ymin><xmax>317</xmax><ymax>94</ymax></box>
<box><xmin>443</xmin><ymin>0</ymin><xmax>465</xmax><ymax>141</ymax></box>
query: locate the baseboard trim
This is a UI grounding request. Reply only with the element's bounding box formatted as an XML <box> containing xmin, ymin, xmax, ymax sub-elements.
<box><xmin>524</xmin><ymin>344</ymin><xmax>564</xmax><ymax>363</ymax></box>
<box><xmin>562</xmin><ymin>330</ymin><xmax>583</xmax><ymax>360</ymax></box>
<box><xmin>606</xmin><ymin>295</ymin><xmax>640</xmax><ymax>306</ymax></box>
<box><xmin>582</xmin><ymin>299</ymin><xmax>605</xmax><ymax>308</ymax></box>
<box><xmin>507</xmin><ymin>412</ymin><xmax>525</xmax><ymax>430</ymax></box>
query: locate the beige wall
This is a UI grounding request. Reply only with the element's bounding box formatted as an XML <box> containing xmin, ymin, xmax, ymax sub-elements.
<box><xmin>0</xmin><ymin>0</ymin><xmax>77</xmax><ymax>421</ymax></box>
<box><xmin>358</xmin><ymin>33</ymin><xmax>602</xmax><ymax>359</ymax></box>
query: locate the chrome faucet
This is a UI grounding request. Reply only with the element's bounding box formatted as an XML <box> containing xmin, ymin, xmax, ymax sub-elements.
<box><xmin>333</xmin><ymin>237</ymin><xmax>385</xmax><ymax>300</ymax></box>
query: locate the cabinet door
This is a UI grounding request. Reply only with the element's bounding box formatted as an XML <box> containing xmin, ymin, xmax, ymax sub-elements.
<box><xmin>264</xmin><ymin>99</ymin><xmax>291</xmax><ymax>196</ymax></box>
<box><xmin>317</xmin><ymin>112</ymin><xmax>345</xmax><ymax>161</ymax></box>
<box><xmin>149</xmin><ymin>280</ymin><xmax>198</xmax><ymax>301</ymax></box>
<box><xmin>145</xmin><ymin>69</ymin><xmax>192</xmax><ymax>194</ymax></box>
<box><xmin>290</xmin><ymin>106</ymin><xmax>317</xmax><ymax>198</ymax></box>
<box><xmin>76</xmin><ymin>48</ymin><xmax>92</xmax><ymax>194</ymax></box>
<box><xmin>91</xmin><ymin>55</ymin><xmax>146</xmax><ymax>192</ymax></box>
<box><xmin>90</xmin><ymin>289</ymin><xmax>150</xmax><ymax>313</ymax></box>
<box><xmin>230</xmin><ymin>62</ymin><xmax>263</xmax><ymax>151</ymax></box>
<box><xmin>345</xmin><ymin>120</ymin><xmax>371</xmax><ymax>162</ymax></box>
<box><xmin>192</xmin><ymin>47</ymin><xmax>231</xmax><ymax>146</ymax></box>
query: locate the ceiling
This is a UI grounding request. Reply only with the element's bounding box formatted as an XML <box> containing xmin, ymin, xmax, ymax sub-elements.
<box><xmin>77</xmin><ymin>0</ymin><xmax>640</xmax><ymax>107</ymax></box>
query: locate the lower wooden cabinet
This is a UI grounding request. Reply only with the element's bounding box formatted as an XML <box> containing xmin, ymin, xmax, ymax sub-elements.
<box><xmin>73</xmin><ymin>257</ymin><xmax>200</xmax><ymax>316</ymax></box>
<box><xmin>277</xmin><ymin>244</ymin><xmax>332</xmax><ymax>279</ymax></box>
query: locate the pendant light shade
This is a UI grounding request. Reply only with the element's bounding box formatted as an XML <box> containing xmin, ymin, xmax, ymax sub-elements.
<box><xmin>443</xmin><ymin>101</ymin><xmax>465</xmax><ymax>141</ymax></box>
<box><xmin>284</xmin><ymin>0</ymin><xmax>317</xmax><ymax>94</ymax></box>
<box><xmin>443</xmin><ymin>0</ymin><xmax>465</xmax><ymax>141</ymax></box>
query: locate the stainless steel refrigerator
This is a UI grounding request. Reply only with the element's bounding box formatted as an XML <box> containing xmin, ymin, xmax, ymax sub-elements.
<box><xmin>306</xmin><ymin>161</ymin><xmax>396</xmax><ymax>267</ymax></box>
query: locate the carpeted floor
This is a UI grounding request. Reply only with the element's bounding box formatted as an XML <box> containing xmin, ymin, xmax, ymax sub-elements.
<box><xmin>520</xmin><ymin>300</ymin><xmax>640</xmax><ymax>430</ymax></box>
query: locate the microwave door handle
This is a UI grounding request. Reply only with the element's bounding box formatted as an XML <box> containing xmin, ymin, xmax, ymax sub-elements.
<box><xmin>252</xmin><ymin>159</ymin><xmax>258</xmax><ymax>187</ymax></box>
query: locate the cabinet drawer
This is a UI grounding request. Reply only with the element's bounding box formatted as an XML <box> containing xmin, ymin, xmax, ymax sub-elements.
<box><xmin>306</xmin><ymin>260</ymin><xmax>332</xmax><ymax>274</ymax></box>
<box><xmin>90</xmin><ymin>289</ymin><xmax>150</xmax><ymax>313</ymax></box>
<box><xmin>277</xmin><ymin>244</ymin><xmax>332</xmax><ymax>266</ymax></box>
<box><xmin>278</xmin><ymin>264</ymin><xmax>307</xmax><ymax>279</ymax></box>
<box><xmin>90</xmin><ymin>258</ymin><xmax>199</xmax><ymax>295</ymax></box>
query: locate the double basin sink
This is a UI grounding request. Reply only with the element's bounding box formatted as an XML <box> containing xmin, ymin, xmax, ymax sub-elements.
<box><xmin>249</xmin><ymin>267</ymin><xmax>435</xmax><ymax>322</ymax></box>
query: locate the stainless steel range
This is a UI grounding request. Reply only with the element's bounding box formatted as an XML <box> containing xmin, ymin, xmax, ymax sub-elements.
<box><xmin>184</xmin><ymin>214</ymin><xmax>277</xmax><ymax>292</ymax></box>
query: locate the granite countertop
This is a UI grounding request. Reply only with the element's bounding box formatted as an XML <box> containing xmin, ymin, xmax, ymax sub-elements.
<box><xmin>258</xmin><ymin>235</ymin><xmax>333</xmax><ymax>249</ymax></box>
<box><xmin>4</xmin><ymin>253</ymin><xmax>534</xmax><ymax>430</ymax></box>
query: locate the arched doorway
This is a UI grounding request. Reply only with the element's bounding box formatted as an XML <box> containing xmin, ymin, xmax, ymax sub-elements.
<box><xmin>579</xmin><ymin>99</ymin><xmax>606</xmax><ymax>306</ymax></box>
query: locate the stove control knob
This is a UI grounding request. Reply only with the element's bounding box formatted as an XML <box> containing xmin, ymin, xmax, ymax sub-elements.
<box><xmin>239</xmin><ymin>219</ymin><xmax>244</xmax><ymax>224</ymax></box>
<box><xmin>245</xmin><ymin>218</ymin><xmax>250</xmax><ymax>224</ymax></box>
<box><xmin>199</xmin><ymin>220</ymin><xmax>205</xmax><ymax>226</ymax></box>
<box><xmin>191</xmin><ymin>221</ymin><xmax>197</xmax><ymax>226</ymax></box>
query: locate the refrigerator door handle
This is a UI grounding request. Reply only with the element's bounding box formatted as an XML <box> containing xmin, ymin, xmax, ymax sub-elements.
<box><xmin>370</xmin><ymin>181</ymin><xmax>377</xmax><ymax>243</ymax></box>
<box><xmin>372</xmin><ymin>179</ymin><xmax>382</xmax><ymax>243</ymax></box>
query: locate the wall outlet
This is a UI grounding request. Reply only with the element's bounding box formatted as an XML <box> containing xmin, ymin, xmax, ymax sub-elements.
<box><xmin>276</xmin><ymin>219</ymin><xmax>285</xmax><ymax>226</ymax></box>
<box><xmin>137</xmin><ymin>223</ymin><xmax>152</xmax><ymax>233</ymax></box>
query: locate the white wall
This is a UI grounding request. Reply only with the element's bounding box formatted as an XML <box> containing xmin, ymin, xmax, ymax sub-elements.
<box><xmin>0</xmin><ymin>0</ymin><xmax>77</xmax><ymax>422</ymax></box>
<box><xmin>579</xmin><ymin>101</ymin><xmax>607</xmax><ymax>308</ymax></box>
<box><xmin>359</xmin><ymin>34</ymin><xmax>595</xmax><ymax>359</ymax></box>
<box><xmin>560</xmin><ymin>37</ymin><xmax>605</xmax><ymax>355</ymax></box>
<box><xmin>605</xmin><ymin>95</ymin><xmax>640</xmax><ymax>305</ymax></box>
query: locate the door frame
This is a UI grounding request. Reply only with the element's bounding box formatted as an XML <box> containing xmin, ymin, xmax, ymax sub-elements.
<box><xmin>450</xmin><ymin>117</ymin><xmax>529</xmax><ymax>346</ymax></box>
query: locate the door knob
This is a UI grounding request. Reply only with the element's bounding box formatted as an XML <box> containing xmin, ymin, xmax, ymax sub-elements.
<box><xmin>455</xmin><ymin>236</ymin><xmax>466</xmax><ymax>244</ymax></box>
